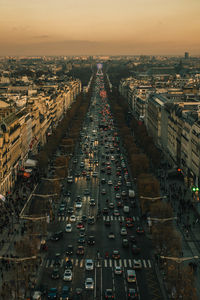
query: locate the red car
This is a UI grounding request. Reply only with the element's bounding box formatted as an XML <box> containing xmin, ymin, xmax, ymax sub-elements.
<box><xmin>77</xmin><ymin>222</ymin><xmax>84</xmax><ymax>229</ymax></box>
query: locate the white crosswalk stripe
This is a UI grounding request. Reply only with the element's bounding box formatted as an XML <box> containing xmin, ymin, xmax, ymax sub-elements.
<box><xmin>109</xmin><ymin>259</ymin><xmax>112</xmax><ymax>267</ymax></box>
<box><xmin>143</xmin><ymin>260</ymin><xmax>147</xmax><ymax>268</ymax></box>
<box><xmin>121</xmin><ymin>216</ymin><xmax>124</xmax><ymax>221</ymax></box>
<box><xmin>147</xmin><ymin>259</ymin><xmax>151</xmax><ymax>268</ymax></box>
<box><xmin>123</xmin><ymin>259</ymin><xmax>127</xmax><ymax>267</ymax></box>
<box><xmin>128</xmin><ymin>259</ymin><xmax>132</xmax><ymax>268</ymax></box>
<box><xmin>44</xmin><ymin>258</ymin><xmax>152</xmax><ymax>269</ymax></box>
<box><xmin>110</xmin><ymin>216</ymin><xmax>113</xmax><ymax>221</ymax></box>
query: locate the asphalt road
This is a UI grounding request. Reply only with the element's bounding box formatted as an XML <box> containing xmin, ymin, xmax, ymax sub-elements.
<box><xmin>36</xmin><ymin>74</ymin><xmax>163</xmax><ymax>300</ymax></box>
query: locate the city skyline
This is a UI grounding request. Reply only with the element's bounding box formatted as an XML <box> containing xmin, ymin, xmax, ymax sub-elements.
<box><xmin>0</xmin><ymin>0</ymin><xmax>200</xmax><ymax>56</ymax></box>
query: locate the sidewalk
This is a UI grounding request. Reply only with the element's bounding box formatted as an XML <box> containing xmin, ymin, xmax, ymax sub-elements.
<box><xmin>160</xmin><ymin>174</ymin><xmax>200</xmax><ymax>298</ymax></box>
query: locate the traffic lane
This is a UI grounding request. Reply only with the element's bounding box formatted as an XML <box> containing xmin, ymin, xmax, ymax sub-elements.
<box><xmin>102</xmin><ymin>265</ymin><xmax>114</xmax><ymax>298</ymax></box>
<box><xmin>135</xmin><ymin>267</ymin><xmax>152</xmax><ymax>300</ymax></box>
<box><xmin>114</xmin><ymin>267</ymin><xmax>127</xmax><ymax>300</ymax></box>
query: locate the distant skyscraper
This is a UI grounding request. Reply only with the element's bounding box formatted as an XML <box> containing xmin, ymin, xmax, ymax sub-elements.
<box><xmin>184</xmin><ymin>52</ymin><xmax>189</xmax><ymax>59</ymax></box>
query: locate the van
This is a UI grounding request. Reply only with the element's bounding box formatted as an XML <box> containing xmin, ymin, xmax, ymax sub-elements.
<box><xmin>127</xmin><ymin>269</ymin><xmax>136</xmax><ymax>283</ymax></box>
<box><xmin>123</xmin><ymin>206</ymin><xmax>130</xmax><ymax>213</ymax></box>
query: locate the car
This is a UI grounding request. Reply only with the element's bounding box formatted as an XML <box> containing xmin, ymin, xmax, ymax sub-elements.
<box><xmin>114</xmin><ymin>265</ymin><xmax>123</xmax><ymax>275</ymax></box>
<box><xmin>89</xmin><ymin>199</ymin><xmax>96</xmax><ymax>206</ymax></box>
<box><xmin>63</xmin><ymin>269</ymin><xmax>72</xmax><ymax>281</ymax></box>
<box><xmin>112</xmin><ymin>250</ymin><xmax>120</xmax><ymax>259</ymax></box>
<box><xmin>67</xmin><ymin>207</ymin><xmax>74</xmax><ymax>214</ymax></box>
<box><xmin>48</xmin><ymin>288</ymin><xmax>58</xmax><ymax>299</ymax></box>
<box><xmin>81</xmin><ymin>215</ymin><xmax>87</xmax><ymax>222</ymax></box>
<box><xmin>85</xmin><ymin>259</ymin><xmax>94</xmax><ymax>271</ymax></box>
<box><xmin>104</xmin><ymin>289</ymin><xmax>114</xmax><ymax>299</ymax></box>
<box><xmin>92</xmin><ymin>171</ymin><xmax>98</xmax><ymax>177</ymax></box>
<box><xmin>108</xmin><ymin>180</ymin><xmax>113</xmax><ymax>185</ymax></box>
<box><xmin>136</xmin><ymin>226</ymin><xmax>145</xmax><ymax>235</ymax></box>
<box><xmin>88</xmin><ymin>216</ymin><xmax>95</xmax><ymax>224</ymax></box>
<box><xmin>122</xmin><ymin>238</ymin><xmax>129</xmax><ymax>248</ymax></box>
<box><xmin>60</xmin><ymin>285</ymin><xmax>70</xmax><ymax>300</ymax></box>
<box><xmin>121</xmin><ymin>190</ymin><xmax>127</xmax><ymax>197</ymax></box>
<box><xmin>87</xmin><ymin>236</ymin><xmax>95</xmax><ymax>245</ymax></box>
<box><xmin>115</xmin><ymin>193</ymin><xmax>121</xmax><ymax>199</ymax></box>
<box><xmin>75</xmin><ymin>202</ymin><xmax>82</xmax><ymax>209</ymax></box>
<box><xmin>53</xmin><ymin>253</ymin><xmax>61</xmax><ymax>267</ymax></box>
<box><xmin>67</xmin><ymin>176</ymin><xmax>73</xmax><ymax>183</ymax></box>
<box><xmin>108</xmin><ymin>232</ymin><xmax>115</xmax><ymax>239</ymax></box>
<box><xmin>66</xmin><ymin>245</ymin><xmax>73</xmax><ymax>255</ymax></box>
<box><xmin>132</xmin><ymin>244</ymin><xmax>141</xmax><ymax>254</ymax></box>
<box><xmin>102</xmin><ymin>207</ymin><xmax>109</xmax><ymax>215</ymax></box>
<box><xmin>84</xmin><ymin>189</ymin><xmax>90</xmax><ymax>195</ymax></box>
<box><xmin>114</xmin><ymin>185</ymin><xmax>119</xmax><ymax>191</ymax></box>
<box><xmin>77</xmin><ymin>222</ymin><xmax>84</xmax><ymax>229</ymax></box>
<box><xmin>85</xmin><ymin>277</ymin><xmax>94</xmax><ymax>290</ymax></box>
<box><xmin>128</xmin><ymin>288</ymin><xmax>139</xmax><ymax>299</ymax></box>
<box><xmin>101</xmin><ymin>178</ymin><xmax>106</xmax><ymax>184</ymax></box>
<box><xmin>65</xmin><ymin>224</ymin><xmax>72</xmax><ymax>232</ymax></box>
<box><xmin>117</xmin><ymin>201</ymin><xmax>123</xmax><ymax>208</ymax></box>
<box><xmin>133</xmin><ymin>259</ymin><xmax>142</xmax><ymax>269</ymax></box>
<box><xmin>50</xmin><ymin>231</ymin><xmax>63</xmax><ymax>241</ymax></box>
<box><xmin>129</xmin><ymin>235</ymin><xmax>137</xmax><ymax>243</ymax></box>
<box><xmin>101</xmin><ymin>189</ymin><xmax>106</xmax><ymax>195</ymax></box>
<box><xmin>78</xmin><ymin>236</ymin><xmax>85</xmax><ymax>244</ymax></box>
<box><xmin>104</xmin><ymin>219</ymin><xmax>111</xmax><ymax>226</ymax></box>
<box><xmin>70</xmin><ymin>215</ymin><xmax>76</xmax><ymax>222</ymax></box>
<box><xmin>76</xmin><ymin>246</ymin><xmax>84</xmax><ymax>255</ymax></box>
<box><xmin>51</xmin><ymin>268</ymin><xmax>59</xmax><ymax>279</ymax></box>
<box><xmin>126</xmin><ymin>220</ymin><xmax>134</xmax><ymax>228</ymax></box>
<box><xmin>109</xmin><ymin>202</ymin><xmax>114</xmax><ymax>209</ymax></box>
<box><xmin>65</xmin><ymin>259</ymin><xmax>73</xmax><ymax>269</ymax></box>
<box><xmin>126</xmin><ymin>181</ymin><xmax>131</xmax><ymax>187</ymax></box>
<box><xmin>113</xmin><ymin>209</ymin><xmax>120</xmax><ymax>216</ymax></box>
<box><xmin>120</xmin><ymin>227</ymin><xmax>127</xmax><ymax>236</ymax></box>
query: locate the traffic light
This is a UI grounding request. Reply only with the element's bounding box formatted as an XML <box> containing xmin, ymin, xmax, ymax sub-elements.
<box><xmin>192</xmin><ymin>186</ymin><xmax>199</xmax><ymax>192</ymax></box>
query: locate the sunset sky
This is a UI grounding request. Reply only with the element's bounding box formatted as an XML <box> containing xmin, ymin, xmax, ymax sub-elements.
<box><xmin>0</xmin><ymin>0</ymin><xmax>200</xmax><ymax>56</ymax></box>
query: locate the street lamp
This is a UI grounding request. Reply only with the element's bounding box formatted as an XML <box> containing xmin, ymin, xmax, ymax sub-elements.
<box><xmin>140</xmin><ymin>195</ymin><xmax>167</xmax><ymax>202</ymax></box>
<box><xmin>160</xmin><ymin>255</ymin><xmax>199</xmax><ymax>298</ymax></box>
<box><xmin>148</xmin><ymin>217</ymin><xmax>177</xmax><ymax>224</ymax></box>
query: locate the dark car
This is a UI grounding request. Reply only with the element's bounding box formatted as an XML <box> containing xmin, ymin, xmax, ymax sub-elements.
<box><xmin>76</xmin><ymin>246</ymin><xmax>84</xmax><ymax>255</ymax></box>
<box><xmin>50</xmin><ymin>231</ymin><xmax>63</xmax><ymax>241</ymax></box>
<box><xmin>136</xmin><ymin>226</ymin><xmax>145</xmax><ymax>235</ymax></box>
<box><xmin>102</xmin><ymin>208</ymin><xmax>109</xmax><ymax>215</ymax></box>
<box><xmin>128</xmin><ymin>288</ymin><xmax>139</xmax><ymax>299</ymax></box>
<box><xmin>66</xmin><ymin>245</ymin><xmax>74</xmax><ymax>255</ymax></box>
<box><xmin>65</xmin><ymin>259</ymin><xmax>73</xmax><ymax>269</ymax></box>
<box><xmin>87</xmin><ymin>236</ymin><xmax>95</xmax><ymax>245</ymax></box>
<box><xmin>81</xmin><ymin>215</ymin><xmax>87</xmax><ymax>222</ymax></box>
<box><xmin>104</xmin><ymin>219</ymin><xmax>111</xmax><ymax>226</ymax></box>
<box><xmin>122</xmin><ymin>238</ymin><xmax>129</xmax><ymax>248</ymax></box>
<box><xmin>132</xmin><ymin>244</ymin><xmax>140</xmax><ymax>255</ymax></box>
<box><xmin>104</xmin><ymin>289</ymin><xmax>114</xmax><ymax>299</ymax></box>
<box><xmin>60</xmin><ymin>285</ymin><xmax>70</xmax><ymax>300</ymax></box>
<box><xmin>112</xmin><ymin>250</ymin><xmax>120</xmax><ymax>259</ymax></box>
<box><xmin>48</xmin><ymin>287</ymin><xmax>58</xmax><ymax>299</ymax></box>
<box><xmin>88</xmin><ymin>216</ymin><xmax>95</xmax><ymax>224</ymax></box>
<box><xmin>51</xmin><ymin>268</ymin><xmax>59</xmax><ymax>279</ymax></box>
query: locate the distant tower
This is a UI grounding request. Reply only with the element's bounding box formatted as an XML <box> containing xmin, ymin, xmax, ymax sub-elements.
<box><xmin>184</xmin><ymin>52</ymin><xmax>189</xmax><ymax>59</ymax></box>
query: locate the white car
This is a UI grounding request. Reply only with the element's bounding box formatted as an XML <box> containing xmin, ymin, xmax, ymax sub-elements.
<box><xmin>85</xmin><ymin>277</ymin><xmax>94</xmax><ymax>290</ymax></box>
<box><xmin>133</xmin><ymin>259</ymin><xmax>142</xmax><ymax>269</ymax></box>
<box><xmin>114</xmin><ymin>266</ymin><xmax>123</xmax><ymax>275</ymax></box>
<box><xmin>85</xmin><ymin>259</ymin><xmax>94</xmax><ymax>271</ymax></box>
<box><xmin>70</xmin><ymin>215</ymin><xmax>76</xmax><ymax>222</ymax></box>
<box><xmin>63</xmin><ymin>269</ymin><xmax>72</xmax><ymax>281</ymax></box>
<box><xmin>120</xmin><ymin>227</ymin><xmax>127</xmax><ymax>236</ymax></box>
<box><xmin>108</xmin><ymin>180</ymin><xmax>113</xmax><ymax>185</ymax></box>
<box><xmin>75</xmin><ymin>202</ymin><xmax>82</xmax><ymax>209</ymax></box>
<box><xmin>65</xmin><ymin>224</ymin><xmax>72</xmax><ymax>232</ymax></box>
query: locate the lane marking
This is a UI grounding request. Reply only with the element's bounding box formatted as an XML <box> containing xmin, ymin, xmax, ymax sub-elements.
<box><xmin>143</xmin><ymin>260</ymin><xmax>147</xmax><ymax>268</ymax></box>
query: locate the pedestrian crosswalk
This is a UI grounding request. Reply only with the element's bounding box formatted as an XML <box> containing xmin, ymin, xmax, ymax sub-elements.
<box><xmin>57</xmin><ymin>215</ymin><xmax>140</xmax><ymax>222</ymax></box>
<box><xmin>44</xmin><ymin>258</ymin><xmax>152</xmax><ymax>269</ymax></box>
